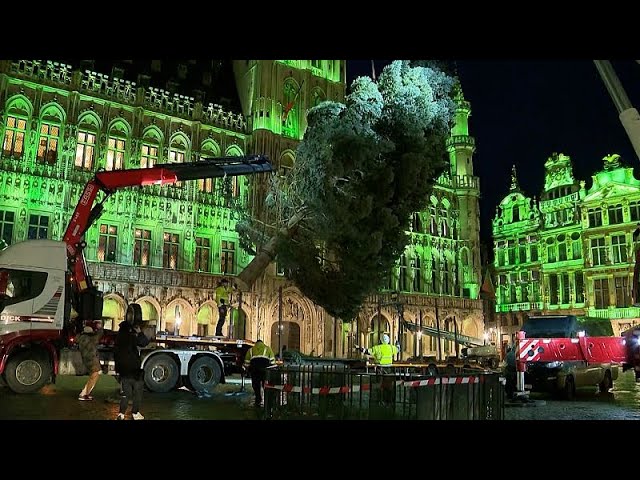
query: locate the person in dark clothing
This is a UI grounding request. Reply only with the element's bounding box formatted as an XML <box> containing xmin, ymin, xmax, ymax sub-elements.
<box><xmin>215</xmin><ymin>298</ymin><xmax>228</xmax><ymax>337</ymax></box>
<box><xmin>114</xmin><ymin>318</ymin><xmax>150</xmax><ymax>420</ymax></box>
<box><xmin>244</xmin><ymin>339</ymin><xmax>276</xmax><ymax>407</ymax></box>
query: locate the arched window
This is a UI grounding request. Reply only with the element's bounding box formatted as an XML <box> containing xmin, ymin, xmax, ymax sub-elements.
<box><xmin>369</xmin><ymin>314</ymin><xmax>390</xmax><ymax>346</ymax></box>
<box><xmin>168</xmin><ymin>133</ymin><xmax>189</xmax><ymax>187</ymax></box>
<box><xmin>106</xmin><ymin>120</ymin><xmax>130</xmax><ymax>171</ymax></box>
<box><xmin>76</xmin><ymin>113</ymin><xmax>100</xmax><ymax>170</ymax></box>
<box><xmin>310</xmin><ymin>87</ymin><xmax>326</xmax><ymax>108</ymax></box>
<box><xmin>3</xmin><ymin>96</ymin><xmax>31</xmax><ymax>160</ymax></box>
<box><xmin>282</xmin><ymin>80</ymin><xmax>301</xmax><ymax>139</ymax></box>
<box><xmin>279</xmin><ymin>152</ymin><xmax>295</xmax><ymax>177</ymax></box>
<box><xmin>140</xmin><ymin>127</ymin><xmax>162</xmax><ymax>169</ymax></box>
<box><xmin>199</xmin><ymin>139</ymin><xmax>220</xmax><ymax>193</ymax></box>
<box><xmin>225</xmin><ymin>146</ymin><xmax>244</xmax><ymax>199</ymax></box>
<box><xmin>37</xmin><ymin>104</ymin><xmax>63</xmax><ymax>166</ymax></box>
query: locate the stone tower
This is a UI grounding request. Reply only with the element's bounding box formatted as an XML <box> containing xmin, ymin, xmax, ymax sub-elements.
<box><xmin>447</xmin><ymin>86</ymin><xmax>482</xmax><ymax>298</ymax></box>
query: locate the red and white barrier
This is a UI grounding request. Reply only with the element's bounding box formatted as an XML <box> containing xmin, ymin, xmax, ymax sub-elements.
<box><xmin>264</xmin><ymin>375</ymin><xmax>491</xmax><ymax>395</ymax></box>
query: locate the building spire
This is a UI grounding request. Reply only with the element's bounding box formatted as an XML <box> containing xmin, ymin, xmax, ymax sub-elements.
<box><xmin>510</xmin><ymin>164</ymin><xmax>520</xmax><ymax>192</ymax></box>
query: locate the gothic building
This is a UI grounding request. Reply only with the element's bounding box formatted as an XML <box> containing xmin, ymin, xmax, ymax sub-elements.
<box><xmin>0</xmin><ymin>60</ymin><xmax>483</xmax><ymax>360</ymax></box>
<box><xmin>490</xmin><ymin>152</ymin><xmax>640</xmax><ymax>350</ymax></box>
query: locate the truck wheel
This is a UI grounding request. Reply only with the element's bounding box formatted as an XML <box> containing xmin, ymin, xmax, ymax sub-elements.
<box><xmin>144</xmin><ymin>354</ymin><xmax>179</xmax><ymax>393</ymax></box>
<box><xmin>599</xmin><ymin>370</ymin><xmax>613</xmax><ymax>392</ymax></box>
<box><xmin>4</xmin><ymin>350</ymin><xmax>51</xmax><ymax>394</ymax></box>
<box><xmin>188</xmin><ymin>356</ymin><xmax>221</xmax><ymax>393</ymax></box>
<box><xmin>563</xmin><ymin>375</ymin><xmax>575</xmax><ymax>400</ymax></box>
<box><xmin>126</xmin><ymin>303</ymin><xmax>143</xmax><ymax>325</ymax></box>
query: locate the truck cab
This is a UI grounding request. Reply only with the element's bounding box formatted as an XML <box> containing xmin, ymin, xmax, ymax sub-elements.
<box><xmin>506</xmin><ymin>315</ymin><xmax>618</xmax><ymax>399</ymax></box>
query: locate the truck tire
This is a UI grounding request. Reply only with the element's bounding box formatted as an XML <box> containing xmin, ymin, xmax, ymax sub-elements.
<box><xmin>599</xmin><ymin>370</ymin><xmax>613</xmax><ymax>392</ymax></box>
<box><xmin>126</xmin><ymin>303</ymin><xmax>143</xmax><ymax>325</ymax></box>
<box><xmin>144</xmin><ymin>354</ymin><xmax>179</xmax><ymax>393</ymax></box>
<box><xmin>4</xmin><ymin>350</ymin><xmax>51</xmax><ymax>394</ymax></box>
<box><xmin>563</xmin><ymin>375</ymin><xmax>575</xmax><ymax>400</ymax></box>
<box><xmin>188</xmin><ymin>356</ymin><xmax>222</xmax><ymax>393</ymax></box>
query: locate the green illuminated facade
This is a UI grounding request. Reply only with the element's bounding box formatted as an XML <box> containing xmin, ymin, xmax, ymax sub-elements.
<box><xmin>0</xmin><ymin>60</ymin><xmax>483</xmax><ymax>358</ymax></box>
<box><xmin>491</xmin><ymin>152</ymin><xmax>640</xmax><ymax>347</ymax></box>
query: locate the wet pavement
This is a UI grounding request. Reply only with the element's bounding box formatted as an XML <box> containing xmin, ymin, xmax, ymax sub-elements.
<box><xmin>0</xmin><ymin>374</ymin><xmax>262</xmax><ymax>420</ymax></box>
<box><xmin>3</xmin><ymin>370</ymin><xmax>640</xmax><ymax>420</ymax></box>
<box><xmin>504</xmin><ymin>369</ymin><xmax>640</xmax><ymax>420</ymax></box>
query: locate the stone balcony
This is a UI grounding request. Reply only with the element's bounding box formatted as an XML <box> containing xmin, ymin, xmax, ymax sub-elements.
<box><xmin>87</xmin><ymin>262</ymin><xmax>229</xmax><ymax>290</ymax></box>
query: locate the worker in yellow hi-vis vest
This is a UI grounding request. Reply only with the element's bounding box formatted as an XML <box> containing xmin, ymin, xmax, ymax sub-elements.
<box><xmin>356</xmin><ymin>333</ymin><xmax>399</xmax><ymax>406</ymax></box>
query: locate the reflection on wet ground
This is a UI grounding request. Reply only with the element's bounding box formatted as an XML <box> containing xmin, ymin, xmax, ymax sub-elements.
<box><xmin>505</xmin><ymin>369</ymin><xmax>640</xmax><ymax>420</ymax></box>
<box><xmin>3</xmin><ymin>370</ymin><xmax>640</xmax><ymax>420</ymax></box>
<box><xmin>0</xmin><ymin>375</ymin><xmax>260</xmax><ymax>420</ymax></box>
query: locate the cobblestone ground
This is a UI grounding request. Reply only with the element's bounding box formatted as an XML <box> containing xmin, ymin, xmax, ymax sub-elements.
<box><xmin>3</xmin><ymin>370</ymin><xmax>640</xmax><ymax>420</ymax></box>
<box><xmin>0</xmin><ymin>374</ymin><xmax>262</xmax><ymax>421</ymax></box>
<box><xmin>504</xmin><ymin>369</ymin><xmax>640</xmax><ymax>420</ymax></box>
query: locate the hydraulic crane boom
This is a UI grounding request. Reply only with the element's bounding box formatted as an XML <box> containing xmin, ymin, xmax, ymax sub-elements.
<box><xmin>62</xmin><ymin>154</ymin><xmax>271</xmax><ymax>317</ymax></box>
<box><xmin>593</xmin><ymin>60</ymin><xmax>640</xmax><ymax>163</ymax></box>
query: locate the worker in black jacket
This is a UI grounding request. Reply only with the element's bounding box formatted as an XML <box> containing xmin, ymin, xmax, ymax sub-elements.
<box><xmin>114</xmin><ymin>317</ymin><xmax>150</xmax><ymax>420</ymax></box>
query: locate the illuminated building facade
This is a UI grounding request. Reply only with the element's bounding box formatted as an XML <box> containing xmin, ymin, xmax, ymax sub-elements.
<box><xmin>491</xmin><ymin>152</ymin><xmax>640</xmax><ymax>349</ymax></box>
<box><xmin>0</xmin><ymin>60</ymin><xmax>483</xmax><ymax>359</ymax></box>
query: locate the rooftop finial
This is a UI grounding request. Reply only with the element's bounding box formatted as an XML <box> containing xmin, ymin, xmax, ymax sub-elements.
<box><xmin>510</xmin><ymin>164</ymin><xmax>520</xmax><ymax>192</ymax></box>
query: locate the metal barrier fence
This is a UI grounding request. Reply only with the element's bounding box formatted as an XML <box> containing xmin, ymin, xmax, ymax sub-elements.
<box><xmin>264</xmin><ymin>365</ymin><xmax>505</xmax><ymax>420</ymax></box>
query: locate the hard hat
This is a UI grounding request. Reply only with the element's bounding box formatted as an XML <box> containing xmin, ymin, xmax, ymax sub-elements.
<box><xmin>382</xmin><ymin>333</ymin><xmax>390</xmax><ymax>344</ymax></box>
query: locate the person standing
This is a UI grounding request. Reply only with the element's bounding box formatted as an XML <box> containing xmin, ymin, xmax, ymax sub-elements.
<box><xmin>357</xmin><ymin>333</ymin><xmax>399</xmax><ymax>406</ymax></box>
<box><xmin>244</xmin><ymin>339</ymin><xmax>276</xmax><ymax>407</ymax></box>
<box><xmin>358</xmin><ymin>333</ymin><xmax>399</xmax><ymax>371</ymax></box>
<box><xmin>215</xmin><ymin>299</ymin><xmax>229</xmax><ymax>337</ymax></box>
<box><xmin>78</xmin><ymin>320</ymin><xmax>104</xmax><ymax>401</ymax></box>
<box><xmin>114</xmin><ymin>317</ymin><xmax>150</xmax><ymax>420</ymax></box>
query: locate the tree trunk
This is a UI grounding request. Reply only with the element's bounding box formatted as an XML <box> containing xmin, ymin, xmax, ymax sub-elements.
<box><xmin>235</xmin><ymin>210</ymin><xmax>305</xmax><ymax>291</ymax></box>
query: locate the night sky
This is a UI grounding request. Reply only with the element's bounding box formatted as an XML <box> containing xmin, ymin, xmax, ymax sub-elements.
<box><xmin>346</xmin><ymin>60</ymin><xmax>640</xmax><ymax>246</ymax></box>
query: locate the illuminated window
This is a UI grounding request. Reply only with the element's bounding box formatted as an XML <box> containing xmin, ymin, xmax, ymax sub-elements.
<box><xmin>608</xmin><ymin>204</ymin><xmax>623</xmax><ymax>225</ymax></box>
<box><xmin>611</xmin><ymin>234</ymin><xmax>627</xmax><ymax>264</ymax></box>
<box><xmin>558</xmin><ymin>242</ymin><xmax>567</xmax><ymax>262</ymax></box>
<box><xmin>590</xmin><ymin>237</ymin><xmax>606</xmax><ymax>266</ymax></box>
<box><xmin>220</xmin><ymin>240</ymin><xmax>235</xmax><ymax>274</ymax></box>
<box><xmin>549</xmin><ymin>274</ymin><xmax>558</xmax><ymax>305</ymax></box>
<box><xmin>198</xmin><ymin>142</ymin><xmax>220</xmax><ymax>193</ymax></box>
<box><xmin>28</xmin><ymin>214</ymin><xmax>48</xmax><ymax>240</ymax></box>
<box><xmin>615</xmin><ymin>276</ymin><xmax>631</xmax><ymax>308</ymax></box>
<box><xmin>398</xmin><ymin>255</ymin><xmax>409</xmax><ymax>292</ymax></box>
<box><xmin>561</xmin><ymin>273</ymin><xmax>570</xmax><ymax>304</ymax></box>
<box><xmin>163</xmin><ymin>232</ymin><xmax>180</xmax><ymax>270</ymax></box>
<box><xmin>530</xmin><ymin>245</ymin><xmax>539</xmax><ymax>262</ymax></box>
<box><xmin>0</xmin><ymin>210</ymin><xmax>14</xmax><ymax>246</ymax></box>
<box><xmin>571</xmin><ymin>232</ymin><xmax>581</xmax><ymax>259</ymax></box>
<box><xmin>195</xmin><ymin>237</ymin><xmax>211</xmax><ymax>272</ymax></box>
<box><xmin>37</xmin><ymin>123</ymin><xmax>59</xmax><ymax>165</ymax></box>
<box><xmin>98</xmin><ymin>224</ymin><xmax>118</xmax><ymax>262</ymax></box>
<box><xmin>3</xmin><ymin>116</ymin><xmax>27</xmax><ymax>159</ymax></box>
<box><xmin>630</xmin><ymin>201</ymin><xmax>640</xmax><ymax>222</ymax></box>
<box><xmin>593</xmin><ymin>278</ymin><xmax>609</xmax><ymax>309</ymax></box>
<box><xmin>140</xmin><ymin>144</ymin><xmax>158</xmax><ymax>169</ymax></box>
<box><xmin>168</xmin><ymin>148</ymin><xmax>185</xmax><ymax>187</ymax></box>
<box><xmin>106</xmin><ymin>137</ymin><xmax>126</xmax><ymax>170</ymax></box>
<box><xmin>75</xmin><ymin>131</ymin><xmax>95</xmax><ymax>170</ymax></box>
<box><xmin>518</xmin><ymin>244</ymin><xmax>527</xmax><ymax>263</ymax></box>
<box><xmin>134</xmin><ymin>228</ymin><xmax>151</xmax><ymax>266</ymax></box>
<box><xmin>588</xmin><ymin>209</ymin><xmax>602</xmax><ymax>227</ymax></box>
<box><xmin>412</xmin><ymin>257</ymin><xmax>422</xmax><ymax>292</ymax></box>
<box><xmin>575</xmin><ymin>272</ymin><xmax>584</xmax><ymax>303</ymax></box>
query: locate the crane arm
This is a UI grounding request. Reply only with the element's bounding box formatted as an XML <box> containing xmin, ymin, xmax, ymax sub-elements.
<box><xmin>593</xmin><ymin>60</ymin><xmax>640</xmax><ymax>163</ymax></box>
<box><xmin>63</xmin><ymin>155</ymin><xmax>272</xmax><ymax>294</ymax></box>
